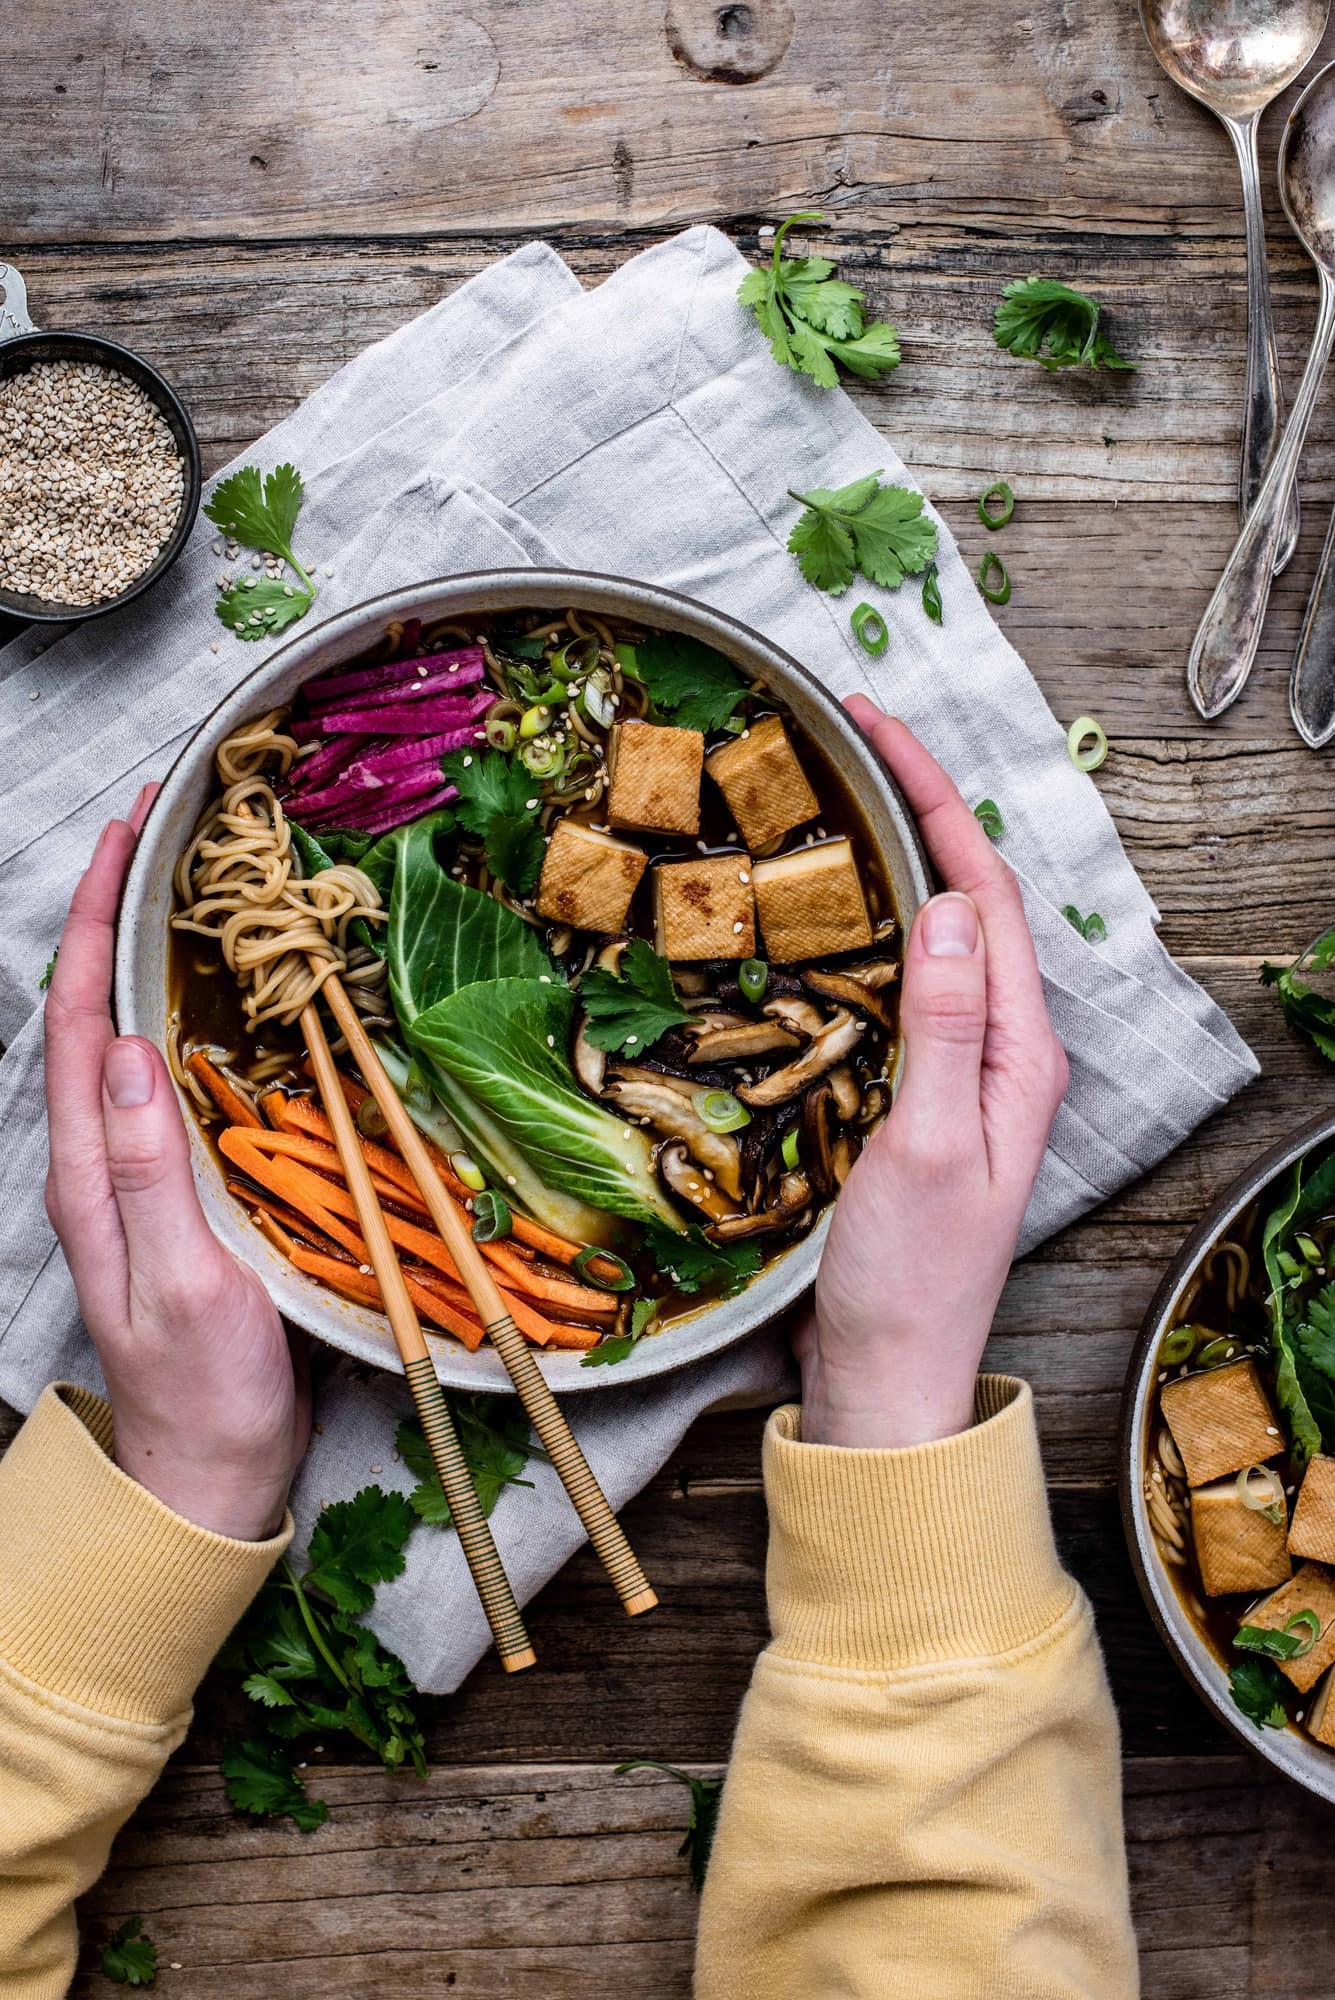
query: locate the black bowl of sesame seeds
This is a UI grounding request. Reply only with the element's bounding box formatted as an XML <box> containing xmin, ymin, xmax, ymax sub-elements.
<box><xmin>0</xmin><ymin>262</ymin><xmax>201</xmax><ymax>624</ymax></box>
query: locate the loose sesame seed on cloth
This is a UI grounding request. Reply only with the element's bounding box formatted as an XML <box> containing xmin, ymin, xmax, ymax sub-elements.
<box><xmin>0</xmin><ymin>359</ymin><xmax>184</xmax><ymax>605</ymax></box>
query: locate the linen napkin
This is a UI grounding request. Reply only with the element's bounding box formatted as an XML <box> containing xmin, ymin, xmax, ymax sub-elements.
<box><xmin>0</xmin><ymin>226</ymin><xmax>1257</xmax><ymax>1691</ymax></box>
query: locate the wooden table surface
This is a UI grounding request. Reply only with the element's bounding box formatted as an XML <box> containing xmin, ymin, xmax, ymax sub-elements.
<box><xmin>7</xmin><ymin>0</ymin><xmax>1335</xmax><ymax>1991</ymax></box>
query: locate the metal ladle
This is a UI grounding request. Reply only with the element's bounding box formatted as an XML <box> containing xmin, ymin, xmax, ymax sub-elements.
<box><xmin>1140</xmin><ymin>0</ymin><xmax>1328</xmax><ymax>574</ymax></box>
<box><xmin>1187</xmin><ymin>58</ymin><xmax>1335</xmax><ymax>719</ymax></box>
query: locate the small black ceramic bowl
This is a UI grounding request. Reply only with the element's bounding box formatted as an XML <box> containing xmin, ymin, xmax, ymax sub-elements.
<box><xmin>0</xmin><ymin>261</ymin><xmax>201</xmax><ymax>625</ymax></box>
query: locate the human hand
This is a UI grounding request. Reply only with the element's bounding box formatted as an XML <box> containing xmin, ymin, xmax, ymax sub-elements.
<box><xmin>798</xmin><ymin>700</ymin><xmax>1068</xmax><ymax>1450</ymax></box>
<box><xmin>43</xmin><ymin>790</ymin><xmax>308</xmax><ymax>1539</ymax></box>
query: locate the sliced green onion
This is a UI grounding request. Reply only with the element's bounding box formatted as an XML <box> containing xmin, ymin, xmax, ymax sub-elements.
<box><xmin>738</xmin><ymin>958</ymin><xmax>768</xmax><ymax>1004</ymax></box>
<box><xmin>355</xmin><ymin>1095</ymin><xmax>390</xmax><ymax>1140</ymax></box>
<box><xmin>471</xmin><ymin>1190</ymin><xmax>513</xmax><ymax>1242</ymax></box>
<box><xmin>922</xmin><ymin>562</ymin><xmax>943</xmax><ymax>626</ymax></box>
<box><xmin>1063</xmin><ymin>904</ymin><xmax>1107</xmax><ymax>945</ymax></box>
<box><xmin>1297</xmin><ymin>1232</ymin><xmax>1324</xmax><ymax>1265</ymax></box>
<box><xmin>581</xmin><ymin>667</ymin><xmax>617</xmax><ymax>729</ymax></box>
<box><xmin>1067</xmin><ymin>716</ymin><xmax>1108</xmax><ymax>773</ymax></box>
<box><xmin>451</xmin><ymin>1152</ymin><xmax>486</xmax><ymax>1194</ymax></box>
<box><xmin>1287</xmin><ymin>1610</ymin><xmax>1322</xmax><ymax>1656</ymax></box>
<box><xmin>485</xmin><ymin>715</ymin><xmax>517</xmax><ymax>753</ymax></box>
<box><xmin>978</xmin><ymin>479</ymin><xmax>1015</xmax><ymax>529</ymax></box>
<box><xmin>573</xmin><ymin>1245</ymin><xmax>635</xmax><ymax>1292</ymax></box>
<box><xmin>1159</xmin><ymin>1324</ymin><xmax>1198</xmax><ymax>1367</ymax></box>
<box><xmin>978</xmin><ymin>552</ymin><xmax>1011</xmax><ymax>604</ymax></box>
<box><xmin>549</xmin><ymin>638</ymin><xmax>598</xmax><ymax>683</ymax></box>
<box><xmin>850</xmin><ymin>601</ymin><xmax>889</xmax><ymax>657</ymax></box>
<box><xmin>1277</xmin><ymin>1249</ymin><xmax>1304</xmax><ymax>1282</ymax></box>
<box><xmin>1198</xmin><ymin>1335</ymin><xmax>1243</xmax><ymax>1369</ymax></box>
<box><xmin>1234</xmin><ymin>1621</ymin><xmax>1305</xmax><ymax>1661</ymax></box>
<box><xmin>700</xmin><ymin>1090</ymin><xmax>751</xmax><ymax>1134</ymax></box>
<box><xmin>1236</xmin><ymin>1463</ymin><xmax>1286</xmax><ymax>1525</ymax></box>
<box><xmin>520</xmin><ymin>738</ymin><xmax>565</xmax><ymax>780</ymax></box>
<box><xmin>781</xmin><ymin>1126</ymin><xmax>802</xmax><ymax>1170</ymax></box>
<box><xmin>519</xmin><ymin>704</ymin><xmax>551</xmax><ymax>739</ymax></box>
<box><xmin>613</xmin><ymin>641</ymin><xmax>642</xmax><ymax>680</ymax></box>
<box><xmin>973</xmin><ymin>798</ymin><xmax>1005</xmax><ymax>842</ymax></box>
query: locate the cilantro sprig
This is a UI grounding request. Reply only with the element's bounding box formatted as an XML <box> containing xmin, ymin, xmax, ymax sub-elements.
<box><xmin>994</xmin><ymin>277</ymin><xmax>1135</xmax><ymax>374</ymax></box>
<box><xmin>643</xmin><ymin>1218</ymin><xmax>761</xmax><ymax>1298</ymax></box>
<box><xmin>205</xmin><ymin>463</ymin><xmax>317</xmax><ymax>642</ymax></box>
<box><xmin>583</xmin><ymin>1297</ymin><xmax>659</xmax><ymax>1369</ymax></box>
<box><xmin>581</xmin><ymin>939</ymin><xmax>694</xmax><ymax>1055</ymax></box>
<box><xmin>441</xmin><ymin>747</ymin><xmax>544</xmax><ymax>896</ymax></box>
<box><xmin>1063</xmin><ymin>905</ymin><xmax>1108</xmax><ymax>945</ymax></box>
<box><xmin>100</xmin><ymin>1917</ymin><xmax>158</xmax><ymax>1988</ymax></box>
<box><xmin>738</xmin><ymin>212</ymin><xmax>901</xmax><ymax>389</ymax></box>
<box><xmin>787</xmin><ymin>471</ymin><xmax>937</xmax><ymax>596</ymax></box>
<box><xmin>1261</xmin><ymin>925</ymin><xmax>1335</xmax><ymax>1064</ymax></box>
<box><xmin>635</xmin><ymin>632</ymin><xmax>750</xmax><ymax>735</ymax></box>
<box><xmin>395</xmin><ymin>1395</ymin><xmax>542</xmax><ymax>1525</ymax></box>
<box><xmin>1228</xmin><ymin>1656</ymin><xmax>1289</xmax><ymax>1730</ymax></box>
<box><xmin>615</xmin><ymin>1761</ymin><xmax>724</xmax><ymax>1890</ymax></box>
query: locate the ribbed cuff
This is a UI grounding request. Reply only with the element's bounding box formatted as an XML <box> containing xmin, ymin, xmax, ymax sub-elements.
<box><xmin>0</xmin><ymin>1385</ymin><xmax>291</xmax><ymax>1723</ymax></box>
<box><xmin>764</xmin><ymin>1377</ymin><xmax>1074</xmax><ymax>1669</ymax></box>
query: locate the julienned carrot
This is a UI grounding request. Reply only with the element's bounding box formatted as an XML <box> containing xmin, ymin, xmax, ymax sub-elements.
<box><xmin>285</xmin><ymin>1244</ymin><xmax>487</xmax><ymax>1351</ymax></box>
<box><xmin>539</xmin><ymin>1322</ymin><xmax>601</xmax><ymax>1351</ymax></box>
<box><xmin>234</xmin><ymin>1126</ymin><xmax>427</xmax><ymax>1218</ymax></box>
<box><xmin>220</xmin><ymin>1126</ymin><xmax>617</xmax><ymax>1321</ymax></box>
<box><xmin>225</xmin><ymin>1178</ymin><xmax>345</xmax><ymax>1256</ymax></box>
<box><xmin>187</xmin><ymin>1051</ymin><xmax>263</xmax><ymax>1129</ymax></box>
<box><xmin>222</xmin><ymin>1133</ymin><xmax>567</xmax><ymax>1346</ymax></box>
<box><xmin>278</xmin><ymin>1083</ymin><xmax>629</xmax><ymax>1286</ymax></box>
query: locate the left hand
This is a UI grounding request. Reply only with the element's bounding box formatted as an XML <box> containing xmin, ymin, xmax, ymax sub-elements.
<box><xmin>43</xmin><ymin>788</ymin><xmax>309</xmax><ymax>1540</ymax></box>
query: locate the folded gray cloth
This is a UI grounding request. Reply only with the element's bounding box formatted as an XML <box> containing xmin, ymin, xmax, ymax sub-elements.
<box><xmin>0</xmin><ymin>227</ymin><xmax>1257</xmax><ymax>1691</ymax></box>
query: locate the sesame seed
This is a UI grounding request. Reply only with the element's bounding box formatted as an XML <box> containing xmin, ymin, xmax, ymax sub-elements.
<box><xmin>525</xmin><ymin>797</ymin><xmax>538</xmax><ymax>809</ymax></box>
<box><xmin>370</xmin><ymin>1464</ymin><xmax>382</xmax><ymax>1475</ymax></box>
<box><xmin>626</xmin><ymin>1034</ymin><xmax>638</xmax><ymax>1045</ymax></box>
<box><xmin>1266</xmin><ymin>1426</ymin><xmax>1280</xmax><ymax>1436</ymax></box>
<box><xmin>462</xmin><ymin>754</ymin><xmax>473</xmax><ymax>766</ymax></box>
<box><xmin>732</xmin><ymin>921</ymin><xmax>744</xmax><ymax>934</ymax></box>
<box><xmin>28</xmin><ymin>688</ymin><xmax>38</xmax><ymax>701</ymax></box>
<box><xmin>324</xmin><ymin>565</ymin><xmax>335</xmax><ymax>578</ymax></box>
<box><xmin>506</xmin><ymin>1174</ymin><xmax>517</xmax><ymax>1185</ymax></box>
<box><xmin>210</xmin><ymin>640</ymin><xmax>219</xmax><ymax>653</ymax></box>
<box><xmin>739</xmin><ymin>870</ymin><xmax>750</xmax><ymax>883</ymax></box>
<box><xmin>547</xmin><ymin>1034</ymin><xmax>555</xmax><ymax>1047</ymax></box>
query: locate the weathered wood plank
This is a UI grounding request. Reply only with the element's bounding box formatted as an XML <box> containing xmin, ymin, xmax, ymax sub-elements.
<box><xmin>66</xmin><ymin>1754</ymin><xmax>1335</xmax><ymax>1999</ymax></box>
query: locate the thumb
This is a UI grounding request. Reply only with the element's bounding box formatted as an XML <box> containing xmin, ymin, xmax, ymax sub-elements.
<box><xmin>894</xmin><ymin>893</ymin><xmax>988</xmax><ymax>1155</ymax></box>
<box><xmin>102</xmin><ymin>1036</ymin><xmax>220</xmax><ymax>1295</ymax></box>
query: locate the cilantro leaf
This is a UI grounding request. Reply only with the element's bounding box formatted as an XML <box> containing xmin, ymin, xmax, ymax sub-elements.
<box><xmin>615</xmin><ymin>1761</ymin><xmax>724</xmax><ymax>1891</ymax></box>
<box><xmin>635</xmin><ymin>632</ymin><xmax>750</xmax><ymax>734</ymax></box>
<box><xmin>738</xmin><ymin>212</ymin><xmax>901</xmax><ymax>390</ymax></box>
<box><xmin>215</xmin><ymin>574</ymin><xmax>315</xmax><ymax>641</ymax></box>
<box><xmin>395</xmin><ymin>1393</ymin><xmax>540</xmax><ymax>1527</ymax></box>
<box><xmin>441</xmin><ymin>748</ymin><xmax>544</xmax><ymax>895</ymax></box>
<box><xmin>205</xmin><ymin>463</ymin><xmax>306</xmax><ymax>565</ymax></box>
<box><xmin>787</xmin><ymin>472</ymin><xmax>937</xmax><ymax>596</ymax></box>
<box><xmin>1063</xmin><ymin>905</ymin><xmax>1108</xmax><ymax>945</ymax></box>
<box><xmin>582</xmin><ymin>1296</ymin><xmax>659</xmax><ymax>1368</ymax></box>
<box><xmin>38</xmin><ymin>948</ymin><xmax>57</xmax><ymax>990</ymax></box>
<box><xmin>1228</xmin><ymin>1657</ymin><xmax>1289</xmax><ymax>1730</ymax></box>
<box><xmin>221</xmin><ymin>1737</ymin><xmax>329</xmax><ymax>1831</ymax></box>
<box><xmin>580</xmin><ymin>939</ymin><xmax>694</xmax><ymax>1054</ymax></box>
<box><xmin>303</xmin><ymin>1485</ymin><xmax>416</xmax><ymax>1614</ymax></box>
<box><xmin>100</xmin><ymin>1917</ymin><xmax>158</xmax><ymax>1988</ymax></box>
<box><xmin>643</xmin><ymin>1219</ymin><xmax>761</xmax><ymax>1298</ymax></box>
<box><xmin>1261</xmin><ymin>926</ymin><xmax>1335</xmax><ymax>1064</ymax></box>
<box><xmin>994</xmin><ymin>277</ymin><xmax>1135</xmax><ymax>373</ymax></box>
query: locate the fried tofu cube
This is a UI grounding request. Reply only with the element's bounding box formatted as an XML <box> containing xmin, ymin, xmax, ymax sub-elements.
<box><xmin>1308</xmin><ymin>1669</ymin><xmax>1335</xmax><ymax>1745</ymax></box>
<box><xmin>1160</xmin><ymin>1358</ymin><xmax>1282</xmax><ymax>1488</ymax></box>
<box><xmin>606</xmin><ymin>720</ymin><xmax>703</xmax><ymax>836</ymax></box>
<box><xmin>1245</xmin><ymin>1563</ymin><xmax>1335</xmax><ymax>1692</ymax></box>
<box><xmin>1190</xmin><ymin>1479</ymin><xmax>1292</xmax><ymax>1597</ymax></box>
<box><xmin>1289</xmin><ymin>1455</ymin><xmax>1335</xmax><ymax>1566</ymax></box>
<box><xmin>534</xmin><ymin>821</ymin><xmax>646</xmax><ymax>935</ymax></box>
<box><xmin>653</xmin><ymin>854</ymin><xmax>756</xmax><ymax>961</ymax></box>
<box><xmin>752</xmin><ymin>838</ymin><xmax>873</xmax><ymax>963</ymax></box>
<box><xmin>706</xmin><ymin>715</ymin><xmax>819</xmax><ymax>850</ymax></box>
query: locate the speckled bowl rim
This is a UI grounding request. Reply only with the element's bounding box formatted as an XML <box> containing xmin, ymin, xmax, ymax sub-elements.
<box><xmin>1119</xmin><ymin>1107</ymin><xmax>1335</xmax><ymax>1800</ymax></box>
<box><xmin>114</xmin><ymin>568</ymin><xmax>932</xmax><ymax>1393</ymax></box>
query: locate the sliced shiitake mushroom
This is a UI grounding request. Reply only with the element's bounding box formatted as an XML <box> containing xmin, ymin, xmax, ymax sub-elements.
<box><xmin>737</xmin><ymin>1010</ymin><xmax>865</xmax><ymax>1109</ymax></box>
<box><xmin>604</xmin><ymin>1070</ymin><xmax>744</xmax><ymax>1199</ymax></box>
<box><xmin>801</xmin><ymin>961</ymin><xmax>900</xmax><ymax>1030</ymax></box>
<box><xmin>827</xmin><ymin>1063</ymin><xmax>860</xmax><ymax>1121</ymax></box>
<box><xmin>572</xmin><ymin>1016</ymin><xmax>607</xmax><ymax>1097</ymax></box>
<box><xmin>658</xmin><ymin>1139</ymin><xmax>741</xmax><ymax>1225</ymax></box>
<box><xmin>686</xmin><ymin>1017</ymin><xmax>801</xmax><ymax>1064</ymax></box>
<box><xmin>801</xmin><ymin>1079</ymin><xmax>838</xmax><ymax>1197</ymax></box>
<box><xmin>761</xmin><ymin>994</ymin><xmax>825</xmax><ymax>1039</ymax></box>
<box><xmin>831</xmin><ymin>1130</ymin><xmax>861</xmax><ymax>1186</ymax></box>
<box><xmin>707</xmin><ymin>1171</ymin><xmax>813</xmax><ymax>1242</ymax></box>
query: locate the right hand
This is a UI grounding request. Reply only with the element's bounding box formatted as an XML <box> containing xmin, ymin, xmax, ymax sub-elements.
<box><xmin>43</xmin><ymin>789</ymin><xmax>308</xmax><ymax>1540</ymax></box>
<box><xmin>797</xmin><ymin>700</ymin><xmax>1068</xmax><ymax>1450</ymax></box>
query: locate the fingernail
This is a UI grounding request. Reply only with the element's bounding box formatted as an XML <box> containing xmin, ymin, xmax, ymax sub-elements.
<box><xmin>921</xmin><ymin>892</ymin><xmax>978</xmax><ymax>958</ymax></box>
<box><xmin>104</xmin><ymin>1038</ymin><xmax>155</xmax><ymax>1108</ymax></box>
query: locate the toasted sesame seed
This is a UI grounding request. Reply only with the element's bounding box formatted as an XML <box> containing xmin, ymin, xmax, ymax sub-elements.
<box><xmin>732</xmin><ymin>921</ymin><xmax>744</xmax><ymax>934</ymax></box>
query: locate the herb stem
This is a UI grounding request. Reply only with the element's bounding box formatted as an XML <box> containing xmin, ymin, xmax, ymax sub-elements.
<box><xmin>283</xmin><ymin>1560</ymin><xmax>352</xmax><ymax>1693</ymax></box>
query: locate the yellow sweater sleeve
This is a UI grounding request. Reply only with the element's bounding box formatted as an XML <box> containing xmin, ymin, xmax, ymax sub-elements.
<box><xmin>696</xmin><ymin>1378</ymin><xmax>1137</xmax><ymax>2000</ymax></box>
<box><xmin>0</xmin><ymin>1386</ymin><xmax>290</xmax><ymax>2000</ymax></box>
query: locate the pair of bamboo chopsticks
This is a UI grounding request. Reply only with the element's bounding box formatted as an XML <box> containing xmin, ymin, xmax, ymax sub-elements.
<box><xmin>300</xmin><ymin>973</ymin><xmax>656</xmax><ymax>1673</ymax></box>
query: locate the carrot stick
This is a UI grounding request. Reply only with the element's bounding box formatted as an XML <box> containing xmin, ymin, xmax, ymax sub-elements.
<box><xmin>235</xmin><ymin>1126</ymin><xmax>426</xmax><ymax>1217</ymax></box>
<box><xmin>186</xmin><ymin>1051</ymin><xmax>263</xmax><ymax>1129</ymax></box>
<box><xmin>253</xmin><ymin>1209</ymin><xmax>296</xmax><ymax>1257</ymax></box>
<box><xmin>286</xmin><ymin>1244</ymin><xmax>487</xmax><ymax>1350</ymax></box>
<box><xmin>540</xmin><ymin>1322</ymin><xmax>602</xmax><ymax>1351</ymax></box>
<box><xmin>281</xmin><ymin>1081</ymin><xmax>629</xmax><ymax>1286</ymax></box>
<box><xmin>225</xmin><ymin>1178</ymin><xmax>347</xmax><ymax>1256</ymax></box>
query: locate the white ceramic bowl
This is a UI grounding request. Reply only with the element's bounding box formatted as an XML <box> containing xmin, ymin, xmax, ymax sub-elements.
<box><xmin>115</xmin><ymin>570</ymin><xmax>931</xmax><ymax>1391</ymax></box>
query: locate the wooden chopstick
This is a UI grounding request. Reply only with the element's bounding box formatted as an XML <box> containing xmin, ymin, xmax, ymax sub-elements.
<box><xmin>302</xmin><ymin>999</ymin><xmax>537</xmax><ymax>1674</ymax></box>
<box><xmin>320</xmin><ymin>976</ymin><xmax>658</xmax><ymax>1620</ymax></box>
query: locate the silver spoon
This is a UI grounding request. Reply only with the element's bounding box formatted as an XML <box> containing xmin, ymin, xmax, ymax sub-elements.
<box><xmin>1187</xmin><ymin>57</ymin><xmax>1335</xmax><ymax>719</ymax></box>
<box><xmin>1141</xmin><ymin>0</ymin><xmax>1328</xmax><ymax>573</ymax></box>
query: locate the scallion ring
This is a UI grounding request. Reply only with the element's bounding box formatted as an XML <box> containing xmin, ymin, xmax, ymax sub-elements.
<box><xmin>922</xmin><ymin>562</ymin><xmax>943</xmax><ymax>626</ymax></box>
<box><xmin>573</xmin><ymin>1245</ymin><xmax>635</xmax><ymax>1292</ymax></box>
<box><xmin>1159</xmin><ymin>1323</ymin><xmax>1198</xmax><ymax>1367</ymax></box>
<box><xmin>1236</xmin><ymin>1464</ymin><xmax>1287</xmax><ymax>1525</ymax></box>
<box><xmin>1197</xmin><ymin>1335</ymin><xmax>1243</xmax><ymax>1369</ymax></box>
<box><xmin>1067</xmin><ymin>716</ymin><xmax>1108</xmax><ymax>773</ymax></box>
<box><xmin>978</xmin><ymin>479</ymin><xmax>1015</xmax><ymax>529</ymax></box>
<box><xmin>700</xmin><ymin>1090</ymin><xmax>751</xmax><ymax>1134</ymax></box>
<box><xmin>451</xmin><ymin>1153</ymin><xmax>486</xmax><ymax>1194</ymax></box>
<box><xmin>485</xmin><ymin>715</ymin><xmax>517</xmax><ymax>753</ymax></box>
<box><xmin>978</xmin><ymin>552</ymin><xmax>1011</xmax><ymax>605</ymax></box>
<box><xmin>1297</xmin><ymin>1232</ymin><xmax>1323</xmax><ymax>1265</ymax></box>
<box><xmin>470</xmin><ymin>1190</ymin><xmax>513</xmax><ymax>1243</ymax></box>
<box><xmin>781</xmin><ymin>1126</ymin><xmax>802</xmax><ymax>1170</ymax></box>
<box><xmin>738</xmin><ymin>958</ymin><xmax>768</xmax><ymax>1004</ymax></box>
<box><xmin>1286</xmin><ymin>1610</ymin><xmax>1322</xmax><ymax>1657</ymax></box>
<box><xmin>850</xmin><ymin>601</ymin><xmax>889</xmax><ymax>657</ymax></box>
